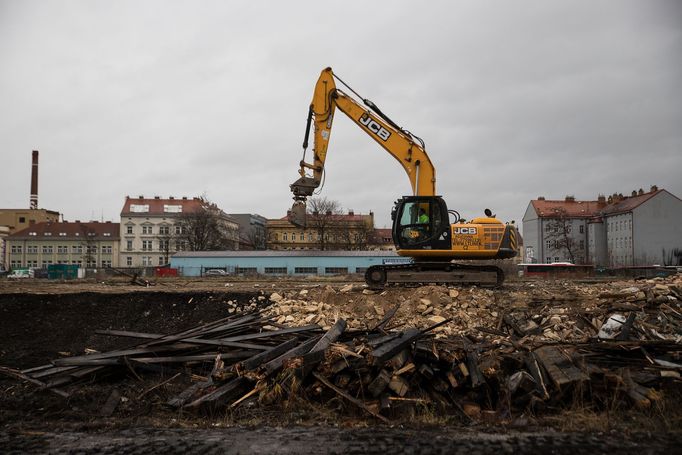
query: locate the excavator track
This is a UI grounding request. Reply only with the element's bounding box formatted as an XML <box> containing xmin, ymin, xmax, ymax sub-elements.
<box><xmin>364</xmin><ymin>262</ymin><xmax>504</xmax><ymax>290</ymax></box>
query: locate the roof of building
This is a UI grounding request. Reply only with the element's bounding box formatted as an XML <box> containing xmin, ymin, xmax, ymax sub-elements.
<box><xmin>530</xmin><ymin>188</ymin><xmax>673</xmax><ymax>219</ymax></box>
<box><xmin>273</xmin><ymin>212</ymin><xmax>373</xmax><ymax>223</ymax></box>
<box><xmin>173</xmin><ymin>250</ymin><xmax>400</xmax><ymax>258</ymax></box>
<box><xmin>599</xmin><ymin>189</ymin><xmax>664</xmax><ymax>216</ymax></box>
<box><xmin>121</xmin><ymin>196</ymin><xmax>204</xmax><ymax>216</ymax></box>
<box><xmin>8</xmin><ymin>221</ymin><xmax>120</xmax><ymax>240</ymax></box>
<box><xmin>530</xmin><ymin>199</ymin><xmax>606</xmax><ymax>218</ymax></box>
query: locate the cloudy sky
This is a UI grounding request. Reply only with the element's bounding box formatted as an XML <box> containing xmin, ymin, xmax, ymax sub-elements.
<box><xmin>1</xmin><ymin>0</ymin><xmax>680</xmax><ymax>231</ymax></box>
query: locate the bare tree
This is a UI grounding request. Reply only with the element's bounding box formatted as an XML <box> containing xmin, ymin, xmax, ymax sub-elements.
<box><xmin>157</xmin><ymin>229</ymin><xmax>174</xmax><ymax>264</ymax></box>
<box><xmin>545</xmin><ymin>208</ymin><xmax>577</xmax><ymax>264</ymax></box>
<box><xmin>80</xmin><ymin>225</ymin><xmax>97</xmax><ymax>268</ymax></box>
<box><xmin>239</xmin><ymin>225</ymin><xmax>266</xmax><ymax>250</ymax></box>
<box><xmin>176</xmin><ymin>197</ymin><xmax>236</xmax><ymax>251</ymax></box>
<box><xmin>307</xmin><ymin>197</ymin><xmax>343</xmax><ymax>250</ymax></box>
<box><xmin>336</xmin><ymin>219</ymin><xmax>373</xmax><ymax>250</ymax></box>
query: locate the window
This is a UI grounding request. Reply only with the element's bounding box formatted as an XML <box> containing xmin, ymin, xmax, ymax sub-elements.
<box><xmin>283</xmin><ymin>233</ymin><xmax>288</xmax><ymax>241</ymax></box>
<box><xmin>72</xmin><ymin>260</ymin><xmax>82</xmax><ymax>266</ymax></box>
<box><xmin>142</xmin><ymin>225</ymin><xmax>153</xmax><ymax>235</ymax></box>
<box><xmin>11</xmin><ymin>245</ymin><xmax>22</xmax><ymax>253</ymax></box>
<box><xmin>130</xmin><ymin>204</ymin><xmax>149</xmax><ymax>213</ymax></box>
<box><xmin>142</xmin><ymin>256</ymin><xmax>152</xmax><ymax>266</ymax></box>
<box><xmin>103</xmin><ymin>233</ymin><xmax>111</xmax><ymax>237</ymax></box>
<box><xmin>126</xmin><ymin>225</ymin><xmax>133</xmax><ymax>234</ymax></box>
<box><xmin>300</xmin><ymin>233</ymin><xmax>305</xmax><ymax>241</ymax></box>
<box><xmin>142</xmin><ymin>240</ymin><xmax>153</xmax><ymax>251</ymax></box>
<box><xmin>176</xmin><ymin>240</ymin><xmax>187</xmax><ymax>251</ymax></box>
<box><xmin>126</xmin><ymin>240</ymin><xmax>133</xmax><ymax>250</ymax></box>
<box><xmin>325</xmin><ymin>267</ymin><xmax>348</xmax><ymax>275</ymax></box>
<box><xmin>102</xmin><ymin>245</ymin><xmax>113</xmax><ymax>254</ymax></box>
<box><xmin>159</xmin><ymin>225</ymin><xmax>170</xmax><ymax>235</ymax></box>
<box><xmin>264</xmin><ymin>267</ymin><xmax>287</xmax><ymax>274</ymax></box>
<box><xmin>57</xmin><ymin>246</ymin><xmax>68</xmax><ymax>254</ymax></box>
<box><xmin>175</xmin><ymin>225</ymin><xmax>183</xmax><ymax>235</ymax></box>
<box><xmin>158</xmin><ymin>257</ymin><xmax>165</xmax><ymax>265</ymax></box>
<box><xmin>19</xmin><ymin>217</ymin><xmax>25</xmax><ymax>223</ymax></box>
<box><xmin>41</xmin><ymin>260</ymin><xmax>53</xmax><ymax>267</ymax></box>
<box><xmin>72</xmin><ymin>245</ymin><xmax>83</xmax><ymax>253</ymax></box>
<box><xmin>554</xmin><ymin>257</ymin><xmax>560</xmax><ymax>262</ymax></box>
<box><xmin>126</xmin><ymin>256</ymin><xmax>132</xmax><ymax>266</ymax></box>
<box><xmin>27</xmin><ymin>245</ymin><xmax>38</xmax><ymax>253</ymax></box>
<box><xmin>87</xmin><ymin>246</ymin><xmax>98</xmax><ymax>254</ymax></box>
<box><xmin>579</xmin><ymin>225</ymin><xmax>584</xmax><ymax>234</ymax></box>
<box><xmin>159</xmin><ymin>240</ymin><xmax>170</xmax><ymax>251</ymax></box>
<box><xmin>356</xmin><ymin>267</ymin><xmax>368</xmax><ymax>273</ymax></box>
<box><xmin>101</xmin><ymin>260</ymin><xmax>112</xmax><ymax>268</ymax></box>
<box><xmin>42</xmin><ymin>246</ymin><xmax>53</xmax><ymax>254</ymax></box>
<box><xmin>236</xmin><ymin>267</ymin><xmax>258</xmax><ymax>274</ymax></box>
<box><xmin>545</xmin><ymin>240</ymin><xmax>551</xmax><ymax>249</ymax></box>
<box><xmin>44</xmin><ymin>232</ymin><xmax>52</xmax><ymax>236</ymax></box>
<box><xmin>86</xmin><ymin>260</ymin><xmax>97</xmax><ymax>268</ymax></box>
<box><xmin>579</xmin><ymin>240</ymin><xmax>584</xmax><ymax>249</ymax></box>
<box><xmin>295</xmin><ymin>267</ymin><xmax>317</xmax><ymax>274</ymax></box>
<box><xmin>59</xmin><ymin>232</ymin><xmax>67</xmax><ymax>236</ymax></box>
<box><xmin>308</xmin><ymin>233</ymin><xmax>313</xmax><ymax>241</ymax></box>
<box><xmin>546</xmin><ymin>257</ymin><xmax>552</xmax><ymax>264</ymax></box>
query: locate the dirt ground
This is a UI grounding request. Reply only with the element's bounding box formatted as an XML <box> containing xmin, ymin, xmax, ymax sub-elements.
<box><xmin>1</xmin><ymin>275</ymin><xmax>681</xmax><ymax>453</ymax></box>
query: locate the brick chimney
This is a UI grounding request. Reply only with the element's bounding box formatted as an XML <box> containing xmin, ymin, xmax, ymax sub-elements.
<box><xmin>30</xmin><ymin>150</ymin><xmax>39</xmax><ymax>209</ymax></box>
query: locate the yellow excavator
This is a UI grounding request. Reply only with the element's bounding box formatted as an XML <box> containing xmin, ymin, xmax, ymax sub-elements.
<box><xmin>289</xmin><ymin>67</ymin><xmax>517</xmax><ymax>288</ymax></box>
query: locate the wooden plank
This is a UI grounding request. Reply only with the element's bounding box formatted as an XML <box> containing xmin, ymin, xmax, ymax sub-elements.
<box><xmin>312</xmin><ymin>371</ymin><xmax>389</xmax><ymax>423</ymax></box>
<box><xmin>534</xmin><ymin>346</ymin><xmax>588</xmax><ymax>389</ymax></box>
<box><xmin>183</xmin><ymin>377</ymin><xmax>249</xmax><ymax>410</ymax></box>
<box><xmin>238</xmin><ymin>338</ymin><xmax>300</xmax><ymax>372</ymax></box>
<box><xmin>0</xmin><ymin>366</ymin><xmax>70</xmax><ymax>398</ymax></box>
<box><xmin>261</xmin><ymin>336</ymin><xmax>320</xmax><ymax>377</ymax></box>
<box><xmin>369</xmin><ymin>328</ymin><xmax>422</xmax><ymax>366</ymax></box>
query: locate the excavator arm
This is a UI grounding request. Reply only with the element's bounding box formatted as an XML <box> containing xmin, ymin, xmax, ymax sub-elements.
<box><xmin>289</xmin><ymin>67</ymin><xmax>436</xmax><ymax>225</ymax></box>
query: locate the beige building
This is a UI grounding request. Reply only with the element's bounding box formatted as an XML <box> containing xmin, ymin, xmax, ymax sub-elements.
<box><xmin>0</xmin><ymin>208</ymin><xmax>60</xmax><ymax>270</ymax></box>
<box><xmin>267</xmin><ymin>211</ymin><xmax>375</xmax><ymax>250</ymax></box>
<box><xmin>5</xmin><ymin>221</ymin><xmax>120</xmax><ymax>269</ymax></box>
<box><xmin>120</xmin><ymin>196</ymin><xmax>239</xmax><ymax>267</ymax></box>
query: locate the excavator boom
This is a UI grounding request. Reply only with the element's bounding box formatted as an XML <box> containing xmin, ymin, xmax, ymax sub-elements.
<box><xmin>288</xmin><ymin>67</ymin><xmax>517</xmax><ymax>287</ymax></box>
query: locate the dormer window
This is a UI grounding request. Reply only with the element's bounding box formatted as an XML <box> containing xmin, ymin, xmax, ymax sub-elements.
<box><xmin>130</xmin><ymin>204</ymin><xmax>149</xmax><ymax>213</ymax></box>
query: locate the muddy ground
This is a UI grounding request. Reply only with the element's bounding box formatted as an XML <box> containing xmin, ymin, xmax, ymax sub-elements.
<box><xmin>1</xmin><ymin>276</ymin><xmax>681</xmax><ymax>453</ymax></box>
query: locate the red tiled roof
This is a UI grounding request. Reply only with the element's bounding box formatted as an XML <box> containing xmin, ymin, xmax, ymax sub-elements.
<box><xmin>120</xmin><ymin>197</ymin><xmax>204</xmax><ymax>216</ymax></box>
<box><xmin>600</xmin><ymin>190</ymin><xmax>663</xmax><ymax>215</ymax></box>
<box><xmin>531</xmin><ymin>200</ymin><xmax>606</xmax><ymax>218</ymax></box>
<box><xmin>531</xmin><ymin>189</ymin><xmax>672</xmax><ymax>219</ymax></box>
<box><xmin>8</xmin><ymin>221</ymin><xmax>120</xmax><ymax>240</ymax></box>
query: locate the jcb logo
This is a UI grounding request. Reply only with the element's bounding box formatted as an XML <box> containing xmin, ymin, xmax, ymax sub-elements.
<box><xmin>454</xmin><ymin>227</ymin><xmax>477</xmax><ymax>235</ymax></box>
<box><xmin>359</xmin><ymin>114</ymin><xmax>391</xmax><ymax>141</ymax></box>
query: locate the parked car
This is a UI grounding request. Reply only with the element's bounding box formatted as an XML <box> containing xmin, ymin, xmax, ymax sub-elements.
<box><xmin>205</xmin><ymin>269</ymin><xmax>227</xmax><ymax>276</ymax></box>
<box><xmin>7</xmin><ymin>269</ymin><xmax>34</xmax><ymax>279</ymax></box>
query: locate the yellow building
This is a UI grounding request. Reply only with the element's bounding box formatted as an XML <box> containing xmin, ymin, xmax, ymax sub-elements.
<box><xmin>5</xmin><ymin>221</ymin><xmax>120</xmax><ymax>269</ymax></box>
<box><xmin>0</xmin><ymin>208</ymin><xmax>60</xmax><ymax>270</ymax></box>
<box><xmin>267</xmin><ymin>211</ymin><xmax>375</xmax><ymax>250</ymax></box>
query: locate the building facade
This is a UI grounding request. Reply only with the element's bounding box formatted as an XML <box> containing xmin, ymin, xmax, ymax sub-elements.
<box><xmin>171</xmin><ymin>250</ymin><xmax>407</xmax><ymax>277</ymax></box>
<box><xmin>119</xmin><ymin>196</ymin><xmax>238</xmax><ymax>267</ymax></box>
<box><xmin>523</xmin><ymin>187</ymin><xmax>682</xmax><ymax>267</ymax></box>
<box><xmin>4</xmin><ymin>221</ymin><xmax>120</xmax><ymax>269</ymax></box>
<box><xmin>228</xmin><ymin>213</ymin><xmax>268</xmax><ymax>250</ymax></box>
<box><xmin>267</xmin><ymin>211</ymin><xmax>375</xmax><ymax>251</ymax></box>
<box><xmin>0</xmin><ymin>208</ymin><xmax>60</xmax><ymax>270</ymax></box>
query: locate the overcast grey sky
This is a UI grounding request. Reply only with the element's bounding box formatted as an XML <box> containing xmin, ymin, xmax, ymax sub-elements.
<box><xmin>1</xmin><ymin>0</ymin><xmax>680</xmax><ymax>230</ymax></box>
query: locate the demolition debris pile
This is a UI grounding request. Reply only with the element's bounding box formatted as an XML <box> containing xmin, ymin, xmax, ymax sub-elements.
<box><xmin>1</xmin><ymin>275</ymin><xmax>681</xmax><ymax>422</ymax></box>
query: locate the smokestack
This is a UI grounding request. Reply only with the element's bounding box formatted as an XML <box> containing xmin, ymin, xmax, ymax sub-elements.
<box><xmin>30</xmin><ymin>150</ymin><xmax>39</xmax><ymax>209</ymax></box>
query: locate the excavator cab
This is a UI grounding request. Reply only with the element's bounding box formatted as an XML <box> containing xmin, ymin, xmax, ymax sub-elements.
<box><xmin>392</xmin><ymin>196</ymin><xmax>451</xmax><ymax>251</ymax></box>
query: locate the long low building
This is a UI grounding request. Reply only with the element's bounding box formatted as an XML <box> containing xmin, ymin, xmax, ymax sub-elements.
<box><xmin>170</xmin><ymin>250</ymin><xmax>408</xmax><ymax>277</ymax></box>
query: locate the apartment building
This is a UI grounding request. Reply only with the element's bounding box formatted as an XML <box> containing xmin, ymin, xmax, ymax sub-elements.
<box><xmin>120</xmin><ymin>196</ymin><xmax>238</xmax><ymax>267</ymax></box>
<box><xmin>4</xmin><ymin>221</ymin><xmax>120</xmax><ymax>269</ymax></box>
<box><xmin>522</xmin><ymin>187</ymin><xmax>682</xmax><ymax>267</ymax></box>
